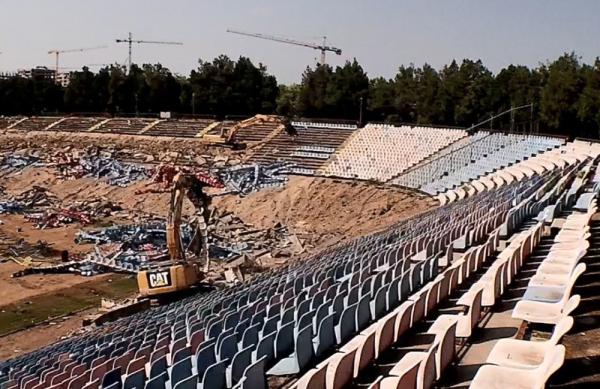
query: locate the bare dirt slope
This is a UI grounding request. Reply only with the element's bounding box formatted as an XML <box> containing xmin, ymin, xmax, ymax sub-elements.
<box><xmin>215</xmin><ymin>176</ymin><xmax>436</xmax><ymax>249</ymax></box>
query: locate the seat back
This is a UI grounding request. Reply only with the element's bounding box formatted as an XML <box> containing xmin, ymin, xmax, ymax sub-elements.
<box><xmin>561</xmin><ymin>295</ymin><xmax>581</xmax><ymax>317</ymax></box>
<box><xmin>550</xmin><ymin>316</ymin><xmax>574</xmax><ymax>345</ymax></box>
<box><xmin>560</xmin><ymin>264</ymin><xmax>587</xmax><ymax>306</ymax></box>
<box><xmin>535</xmin><ymin>345</ymin><xmax>566</xmax><ymax>387</ymax></box>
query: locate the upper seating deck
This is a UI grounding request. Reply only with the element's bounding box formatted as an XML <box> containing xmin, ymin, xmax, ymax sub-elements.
<box><xmin>143</xmin><ymin>118</ymin><xmax>215</xmax><ymax>138</ymax></box>
<box><xmin>90</xmin><ymin>118</ymin><xmax>157</xmax><ymax>135</ymax></box>
<box><xmin>9</xmin><ymin>117</ymin><xmax>61</xmax><ymax>132</ymax></box>
<box><xmin>50</xmin><ymin>117</ymin><xmax>105</xmax><ymax>132</ymax></box>
<box><xmin>250</xmin><ymin>122</ymin><xmax>357</xmax><ymax>174</ymax></box>
<box><xmin>321</xmin><ymin>124</ymin><xmax>467</xmax><ymax>181</ymax></box>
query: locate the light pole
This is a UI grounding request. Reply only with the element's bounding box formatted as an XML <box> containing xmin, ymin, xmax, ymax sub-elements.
<box><xmin>359</xmin><ymin>97</ymin><xmax>364</xmax><ymax>127</ymax></box>
<box><xmin>192</xmin><ymin>92</ymin><xmax>196</xmax><ymax>116</ymax></box>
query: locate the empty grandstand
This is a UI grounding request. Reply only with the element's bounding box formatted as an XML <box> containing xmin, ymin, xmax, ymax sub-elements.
<box><xmin>50</xmin><ymin>117</ymin><xmax>106</xmax><ymax>133</ymax></box>
<box><xmin>391</xmin><ymin>131</ymin><xmax>565</xmax><ymax>193</ymax></box>
<box><xmin>250</xmin><ymin>121</ymin><xmax>357</xmax><ymax>175</ymax></box>
<box><xmin>143</xmin><ymin>119</ymin><xmax>215</xmax><ymax>138</ymax></box>
<box><xmin>1</xmin><ymin>134</ymin><xmax>599</xmax><ymax>389</ymax></box>
<box><xmin>8</xmin><ymin>116</ymin><xmax>61</xmax><ymax>132</ymax></box>
<box><xmin>320</xmin><ymin>124</ymin><xmax>467</xmax><ymax>181</ymax></box>
<box><xmin>91</xmin><ymin>118</ymin><xmax>158</xmax><ymax>135</ymax></box>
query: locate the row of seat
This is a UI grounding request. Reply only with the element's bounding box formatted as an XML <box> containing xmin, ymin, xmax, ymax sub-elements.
<box><xmin>250</xmin><ymin>124</ymin><xmax>357</xmax><ymax>174</ymax></box>
<box><xmin>289</xmin><ymin>154</ymin><xmax>590</xmax><ymax>388</ymax></box>
<box><xmin>0</xmin><ymin>175</ymin><xmax>547</xmax><ymax>389</ymax></box>
<box><xmin>3</xmin><ymin>147</ymin><xmax>597</xmax><ymax>389</ymax></box>
<box><xmin>320</xmin><ymin>124</ymin><xmax>467</xmax><ymax>181</ymax></box>
<box><xmin>469</xmin><ymin>172</ymin><xmax>599</xmax><ymax>388</ymax></box>
<box><xmin>437</xmin><ymin>141</ymin><xmax>600</xmax><ymax>205</ymax></box>
<box><xmin>391</xmin><ymin>132</ymin><xmax>564</xmax><ymax>191</ymax></box>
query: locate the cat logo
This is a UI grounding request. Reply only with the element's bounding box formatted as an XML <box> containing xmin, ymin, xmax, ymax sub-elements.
<box><xmin>147</xmin><ymin>271</ymin><xmax>172</xmax><ymax>289</ymax></box>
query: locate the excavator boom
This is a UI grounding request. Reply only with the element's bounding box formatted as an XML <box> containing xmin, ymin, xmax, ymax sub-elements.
<box><xmin>137</xmin><ymin>167</ymin><xmax>224</xmax><ymax>297</ymax></box>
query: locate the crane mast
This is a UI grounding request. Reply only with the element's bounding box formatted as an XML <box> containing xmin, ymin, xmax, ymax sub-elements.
<box><xmin>116</xmin><ymin>32</ymin><xmax>183</xmax><ymax>72</ymax></box>
<box><xmin>226</xmin><ymin>29</ymin><xmax>342</xmax><ymax>64</ymax></box>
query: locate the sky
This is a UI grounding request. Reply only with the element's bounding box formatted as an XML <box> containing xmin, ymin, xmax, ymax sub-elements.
<box><xmin>0</xmin><ymin>0</ymin><xmax>598</xmax><ymax>84</ymax></box>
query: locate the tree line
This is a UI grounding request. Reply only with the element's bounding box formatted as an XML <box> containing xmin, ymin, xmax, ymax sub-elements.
<box><xmin>0</xmin><ymin>53</ymin><xmax>599</xmax><ymax>138</ymax></box>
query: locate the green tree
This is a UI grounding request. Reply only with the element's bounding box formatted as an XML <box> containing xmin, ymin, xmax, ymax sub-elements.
<box><xmin>392</xmin><ymin>65</ymin><xmax>418</xmax><ymax>123</ymax></box>
<box><xmin>368</xmin><ymin>77</ymin><xmax>395</xmax><ymax>122</ymax></box>
<box><xmin>540</xmin><ymin>53</ymin><xmax>586</xmax><ymax>136</ymax></box>
<box><xmin>415</xmin><ymin>64</ymin><xmax>444</xmax><ymax>124</ymax></box>
<box><xmin>276</xmin><ymin>84</ymin><xmax>301</xmax><ymax>117</ymax></box>
<box><xmin>577</xmin><ymin>58</ymin><xmax>600</xmax><ymax>139</ymax></box>
<box><xmin>296</xmin><ymin>64</ymin><xmax>334</xmax><ymax>118</ymax></box>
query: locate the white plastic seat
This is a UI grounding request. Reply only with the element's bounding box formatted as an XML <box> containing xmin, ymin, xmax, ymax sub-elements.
<box><xmin>522</xmin><ymin>263</ymin><xmax>585</xmax><ymax>303</ymax></box>
<box><xmin>470</xmin><ymin>345</ymin><xmax>565</xmax><ymax>389</ymax></box>
<box><xmin>485</xmin><ymin>316</ymin><xmax>573</xmax><ymax>369</ymax></box>
<box><xmin>512</xmin><ymin>294</ymin><xmax>580</xmax><ymax>325</ymax></box>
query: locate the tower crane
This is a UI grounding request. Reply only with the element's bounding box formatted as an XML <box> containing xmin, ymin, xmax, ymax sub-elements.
<box><xmin>226</xmin><ymin>29</ymin><xmax>342</xmax><ymax>65</ymax></box>
<box><xmin>116</xmin><ymin>32</ymin><xmax>183</xmax><ymax>72</ymax></box>
<box><xmin>47</xmin><ymin>46</ymin><xmax>107</xmax><ymax>76</ymax></box>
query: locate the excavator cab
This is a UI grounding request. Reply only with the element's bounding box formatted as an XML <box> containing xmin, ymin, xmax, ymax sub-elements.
<box><xmin>137</xmin><ymin>168</ymin><xmax>224</xmax><ymax>298</ymax></box>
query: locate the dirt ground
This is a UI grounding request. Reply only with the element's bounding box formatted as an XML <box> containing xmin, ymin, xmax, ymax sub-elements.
<box><xmin>215</xmin><ymin>176</ymin><xmax>436</xmax><ymax>248</ymax></box>
<box><xmin>0</xmin><ymin>309</ymin><xmax>94</xmax><ymax>360</ymax></box>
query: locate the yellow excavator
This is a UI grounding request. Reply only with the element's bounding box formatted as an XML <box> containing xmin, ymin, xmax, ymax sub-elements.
<box><xmin>136</xmin><ymin>167</ymin><xmax>225</xmax><ymax>297</ymax></box>
<box><xmin>201</xmin><ymin>114</ymin><xmax>289</xmax><ymax>146</ymax></box>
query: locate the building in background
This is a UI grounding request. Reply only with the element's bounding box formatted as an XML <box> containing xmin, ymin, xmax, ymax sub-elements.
<box><xmin>17</xmin><ymin>66</ymin><xmax>56</xmax><ymax>81</ymax></box>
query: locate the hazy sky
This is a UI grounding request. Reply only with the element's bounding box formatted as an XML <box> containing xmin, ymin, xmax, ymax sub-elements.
<box><xmin>0</xmin><ymin>0</ymin><xmax>598</xmax><ymax>84</ymax></box>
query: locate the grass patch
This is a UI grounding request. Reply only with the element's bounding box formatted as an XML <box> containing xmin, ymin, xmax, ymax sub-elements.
<box><xmin>0</xmin><ymin>275</ymin><xmax>137</xmax><ymax>336</ymax></box>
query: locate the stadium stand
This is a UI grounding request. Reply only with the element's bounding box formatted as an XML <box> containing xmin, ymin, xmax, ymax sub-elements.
<box><xmin>250</xmin><ymin>121</ymin><xmax>357</xmax><ymax>175</ymax></box>
<box><xmin>8</xmin><ymin>117</ymin><xmax>61</xmax><ymax>132</ymax></box>
<box><xmin>232</xmin><ymin>121</ymin><xmax>282</xmax><ymax>144</ymax></box>
<box><xmin>49</xmin><ymin>117</ymin><xmax>106</xmax><ymax>133</ymax></box>
<box><xmin>204</xmin><ymin>120</ymin><xmax>239</xmax><ymax>136</ymax></box>
<box><xmin>143</xmin><ymin>119</ymin><xmax>215</xmax><ymax>138</ymax></box>
<box><xmin>91</xmin><ymin>118</ymin><xmax>158</xmax><ymax>135</ymax></box>
<box><xmin>391</xmin><ymin>131</ymin><xmax>565</xmax><ymax>193</ymax></box>
<box><xmin>0</xmin><ymin>116</ymin><xmax>24</xmax><ymax>130</ymax></box>
<box><xmin>437</xmin><ymin>141</ymin><xmax>600</xmax><ymax>205</ymax></box>
<box><xmin>4</xmin><ymin>139</ymin><xmax>599</xmax><ymax>388</ymax></box>
<box><xmin>320</xmin><ymin>124</ymin><xmax>467</xmax><ymax>181</ymax></box>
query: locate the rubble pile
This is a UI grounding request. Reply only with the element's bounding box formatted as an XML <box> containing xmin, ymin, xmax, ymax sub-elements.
<box><xmin>0</xmin><ymin>238</ymin><xmax>59</xmax><ymax>264</ymax></box>
<box><xmin>25</xmin><ymin>209</ymin><xmax>93</xmax><ymax>229</ymax></box>
<box><xmin>208</xmin><ymin>210</ymin><xmax>297</xmax><ymax>259</ymax></box>
<box><xmin>48</xmin><ymin>151</ymin><xmax>149</xmax><ymax>186</ymax></box>
<box><xmin>75</xmin><ymin>221</ymin><xmax>179</xmax><ymax>248</ymax></box>
<box><xmin>25</xmin><ymin>198</ymin><xmax>123</xmax><ymax>229</ymax></box>
<box><xmin>0</xmin><ymin>185</ymin><xmax>123</xmax><ymax>228</ymax></box>
<box><xmin>60</xmin><ymin>210</ymin><xmax>301</xmax><ymax>276</ymax></box>
<box><xmin>217</xmin><ymin>162</ymin><xmax>295</xmax><ymax>195</ymax></box>
<box><xmin>0</xmin><ymin>186</ymin><xmax>58</xmax><ymax>215</ymax></box>
<box><xmin>0</xmin><ymin>153</ymin><xmax>40</xmax><ymax>173</ymax></box>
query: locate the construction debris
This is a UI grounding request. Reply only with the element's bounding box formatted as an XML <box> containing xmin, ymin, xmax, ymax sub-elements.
<box><xmin>59</xmin><ymin>210</ymin><xmax>300</xmax><ymax>277</ymax></box>
<box><xmin>47</xmin><ymin>151</ymin><xmax>149</xmax><ymax>186</ymax></box>
<box><xmin>25</xmin><ymin>209</ymin><xmax>93</xmax><ymax>229</ymax></box>
<box><xmin>0</xmin><ymin>153</ymin><xmax>40</xmax><ymax>173</ymax></box>
<box><xmin>0</xmin><ymin>186</ymin><xmax>58</xmax><ymax>215</ymax></box>
<box><xmin>216</xmin><ymin>162</ymin><xmax>295</xmax><ymax>195</ymax></box>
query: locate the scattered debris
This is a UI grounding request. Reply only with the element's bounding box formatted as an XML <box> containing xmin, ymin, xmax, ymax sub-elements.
<box><xmin>25</xmin><ymin>209</ymin><xmax>93</xmax><ymax>229</ymax></box>
<box><xmin>47</xmin><ymin>152</ymin><xmax>149</xmax><ymax>186</ymax></box>
<box><xmin>216</xmin><ymin>162</ymin><xmax>295</xmax><ymax>195</ymax></box>
<box><xmin>0</xmin><ymin>187</ymin><xmax>58</xmax><ymax>215</ymax></box>
<box><xmin>0</xmin><ymin>153</ymin><xmax>40</xmax><ymax>173</ymax></box>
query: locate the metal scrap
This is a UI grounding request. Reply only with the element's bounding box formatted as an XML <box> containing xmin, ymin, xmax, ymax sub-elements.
<box><xmin>46</xmin><ymin>151</ymin><xmax>149</xmax><ymax>186</ymax></box>
<box><xmin>0</xmin><ymin>186</ymin><xmax>58</xmax><ymax>215</ymax></box>
<box><xmin>0</xmin><ymin>153</ymin><xmax>41</xmax><ymax>173</ymax></box>
<box><xmin>216</xmin><ymin>162</ymin><xmax>295</xmax><ymax>195</ymax></box>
